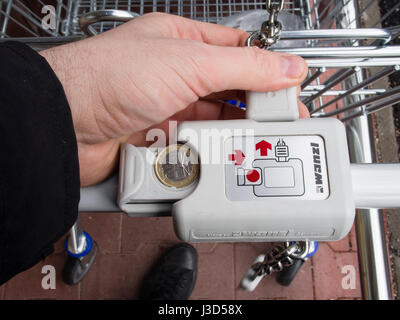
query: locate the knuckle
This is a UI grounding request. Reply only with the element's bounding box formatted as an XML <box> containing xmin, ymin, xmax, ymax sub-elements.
<box><xmin>248</xmin><ymin>47</ymin><xmax>273</xmax><ymax>77</ymax></box>
<box><xmin>145</xmin><ymin>12</ymin><xmax>182</xmax><ymax>24</ymax></box>
<box><xmin>185</xmin><ymin>46</ymin><xmax>216</xmax><ymax>96</ymax></box>
<box><xmin>145</xmin><ymin>12</ymin><xmax>167</xmax><ymax>19</ymax></box>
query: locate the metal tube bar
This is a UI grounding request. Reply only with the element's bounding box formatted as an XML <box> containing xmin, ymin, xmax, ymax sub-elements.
<box><xmin>321</xmin><ymin>67</ymin><xmax>351</xmax><ymax>86</ymax></box>
<box><xmin>304</xmin><ymin>67</ymin><xmax>358</xmax><ymax>106</ymax></box>
<box><xmin>68</xmin><ymin>218</ymin><xmax>87</xmax><ymax>255</ymax></box>
<box><xmin>79</xmin><ymin>9</ymin><xmax>140</xmax><ymax>36</ymax></box>
<box><xmin>53</xmin><ymin>0</ymin><xmax>63</xmax><ymax>36</ymax></box>
<box><xmin>63</xmin><ymin>0</ymin><xmax>74</xmax><ymax>36</ymax></box>
<box><xmin>302</xmin><ymin>89</ymin><xmax>385</xmax><ymax>96</ymax></box>
<box><xmin>312</xmin><ymin>0</ymin><xmax>322</xmax><ymax>29</ymax></box>
<box><xmin>341</xmin><ymin>94</ymin><xmax>400</xmax><ymax>122</ymax></box>
<box><xmin>304</xmin><ymin>68</ymin><xmax>352</xmax><ymax>105</ymax></box>
<box><xmin>318</xmin><ymin>0</ymin><xmax>343</xmax><ymax>28</ymax></box>
<box><xmin>342</xmin><ymin>0</ymin><xmax>392</xmax><ymax>300</ymax></box>
<box><xmin>277</xmin><ymin>28</ymin><xmax>392</xmax><ymax>43</ymax></box>
<box><xmin>351</xmin><ymin>163</ymin><xmax>400</xmax><ymax>208</ymax></box>
<box><xmin>78</xmin><ymin>175</ymin><xmax>120</xmax><ymax>212</ymax></box>
<box><xmin>0</xmin><ymin>10</ymin><xmax>40</xmax><ymax>37</ymax></box>
<box><xmin>13</xmin><ymin>4</ymin><xmax>390</xmax><ymax>42</ymax></box>
<box><xmin>78</xmin><ymin>164</ymin><xmax>400</xmax><ymax>212</ymax></box>
<box><xmin>340</xmin><ymin>109</ymin><xmax>365</xmax><ymax>122</ymax></box>
<box><xmin>272</xmin><ymin>46</ymin><xmax>400</xmax><ymax>58</ymax></box>
<box><xmin>312</xmin><ymin>0</ymin><xmax>333</xmax><ymax>28</ymax></box>
<box><xmin>366</xmin><ymin>94</ymin><xmax>400</xmax><ymax>114</ymax></box>
<box><xmin>306</xmin><ymin>58</ymin><xmax>400</xmax><ymax>68</ymax></box>
<box><xmin>348</xmin><ymin>0</ymin><xmax>375</xmax><ymax>28</ymax></box>
<box><xmin>356</xmin><ymin>207</ymin><xmax>392</xmax><ymax>300</ymax></box>
<box><xmin>345</xmin><ymin>111</ymin><xmax>392</xmax><ymax>301</ymax></box>
<box><xmin>0</xmin><ymin>0</ymin><xmax>13</xmax><ymax>38</ymax></box>
<box><xmin>321</xmin><ymin>85</ymin><xmax>400</xmax><ymax>118</ymax></box>
<box><xmin>9</xmin><ymin>1</ymin><xmax>56</xmax><ymax>37</ymax></box>
<box><xmin>313</xmin><ymin>65</ymin><xmax>399</xmax><ymax>113</ymax></box>
<box><xmin>301</xmin><ymin>67</ymin><xmax>326</xmax><ymax>90</ymax></box>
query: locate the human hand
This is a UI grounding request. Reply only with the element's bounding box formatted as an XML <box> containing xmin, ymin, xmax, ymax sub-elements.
<box><xmin>40</xmin><ymin>13</ymin><xmax>308</xmax><ymax>186</ymax></box>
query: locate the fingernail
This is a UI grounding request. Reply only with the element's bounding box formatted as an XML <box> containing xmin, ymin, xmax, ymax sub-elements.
<box><xmin>281</xmin><ymin>55</ymin><xmax>305</xmax><ymax>78</ymax></box>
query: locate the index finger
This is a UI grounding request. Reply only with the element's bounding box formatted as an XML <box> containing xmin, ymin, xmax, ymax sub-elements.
<box><xmin>122</xmin><ymin>12</ymin><xmax>250</xmax><ymax>47</ymax></box>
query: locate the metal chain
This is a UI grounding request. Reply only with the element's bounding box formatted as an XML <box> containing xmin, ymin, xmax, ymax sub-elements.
<box><xmin>251</xmin><ymin>241</ymin><xmax>310</xmax><ymax>278</ymax></box>
<box><xmin>245</xmin><ymin>0</ymin><xmax>285</xmax><ymax>49</ymax></box>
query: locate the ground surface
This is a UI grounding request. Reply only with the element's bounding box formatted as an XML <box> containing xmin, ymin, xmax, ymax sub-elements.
<box><xmin>0</xmin><ymin>214</ymin><xmax>362</xmax><ymax>300</ymax></box>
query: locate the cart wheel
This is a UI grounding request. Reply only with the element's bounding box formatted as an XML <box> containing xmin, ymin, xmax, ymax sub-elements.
<box><xmin>62</xmin><ymin>234</ymin><xmax>98</xmax><ymax>285</ymax></box>
<box><xmin>276</xmin><ymin>258</ymin><xmax>305</xmax><ymax>287</ymax></box>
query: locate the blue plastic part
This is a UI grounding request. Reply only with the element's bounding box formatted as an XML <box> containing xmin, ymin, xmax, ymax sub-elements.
<box><xmin>307</xmin><ymin>241</ymin><xmax>319</xmax><ymax>258</ymax></box>
<box><xmin>225</xmin><ymin>100</ymin><xmax>246</xmax><ymax>109</ymax></box>
<box><xmin>289</xmin><ymin>241</ymin><xmax>319</xmax><ymax>259</ymax></box>
<box><xmin>64</xmin><ymin>231</ymin><xmax>93</xmax><ymax>258</ymax></box>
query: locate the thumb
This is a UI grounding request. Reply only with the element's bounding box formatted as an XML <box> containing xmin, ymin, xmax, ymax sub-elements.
<box><xmin>198</xmin><ymin>45</ymin><xmax>308</xmax><ymax>94</ymax></box>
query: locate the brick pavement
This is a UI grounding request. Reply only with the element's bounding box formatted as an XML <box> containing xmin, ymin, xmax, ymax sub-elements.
<box><xmin>0</xmin><ymin>213</ymin><xmax>362</xmax><ymax>300</ymax></box>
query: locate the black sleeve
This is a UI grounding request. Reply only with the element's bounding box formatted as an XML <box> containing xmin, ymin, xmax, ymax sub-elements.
<box><xmin>0</xmin><ymin>41</ymin><xmax>80</xmax><ymax>285</ymax></box>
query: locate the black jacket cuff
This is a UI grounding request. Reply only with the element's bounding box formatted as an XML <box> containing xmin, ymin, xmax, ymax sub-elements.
<box><xmin>0</xmin><ymin>41</ymin><xmax>80</xmax><ymax>284</ymax></box>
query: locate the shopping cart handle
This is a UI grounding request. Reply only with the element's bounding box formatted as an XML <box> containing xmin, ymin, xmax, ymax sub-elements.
<box><xmin>79</xmin><ymin>175</ymin><xmax>119</xmax><ymax>212</ymax></box>
<box><xmin>79</xmin><ymin>163</ymin><xmax>400</xmax><ymax>212</ymax></box>
<box><xmin>351</xmin><ymin>163</ymin><xmax>400</xmax><ymax>209</ymax></box>
<box><xmin>279</xmin><ymin>28</ymin><xmax>392</xmax><ymax>44</ymax></box>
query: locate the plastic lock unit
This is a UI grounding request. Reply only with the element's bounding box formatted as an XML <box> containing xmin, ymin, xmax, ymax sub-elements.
<box><xmin>118</xmin><ymin>88</ymin><xmax>355</xmax><ymax>242</ymax></box>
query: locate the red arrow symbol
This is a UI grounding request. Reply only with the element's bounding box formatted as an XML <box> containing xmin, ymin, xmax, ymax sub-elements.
<box><xmin>228</xmin><ymin>150</ymin><xmax>245</xmax><ymax>165</ymax></box>
<box><xmin>256</xmin><ymin>140</ymin><xmax>272</xmax><ymax>156</ymax></box>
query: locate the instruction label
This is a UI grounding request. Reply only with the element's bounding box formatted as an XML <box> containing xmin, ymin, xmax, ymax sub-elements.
<box><xmin>225</xmin><ymin>135</ymin><xmax>330</xmax><ymax>201</ymax></box>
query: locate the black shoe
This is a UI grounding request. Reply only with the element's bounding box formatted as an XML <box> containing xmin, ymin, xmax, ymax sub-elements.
<box><xmin>140</xmin><ymin>243</ymin><xmax>198</xmax><ymax>300</ymax></box>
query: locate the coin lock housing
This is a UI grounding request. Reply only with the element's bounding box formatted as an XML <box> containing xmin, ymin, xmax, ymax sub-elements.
<box><xmin>118</xmin><ymin>87</ymin><xmax>355</xmax><ymax>242</ymax></box>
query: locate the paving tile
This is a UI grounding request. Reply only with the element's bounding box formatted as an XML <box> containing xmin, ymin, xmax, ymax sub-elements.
<box><xmin>312</xmin><ymin>243</ymin><xmax>362</xmax><ymax>300</ymax></box>
<box><xmin>234</xmin><ymin>243</ymin><xmax>314</xmax><ymax>300</ymax></box>
<box><xmin>80</xmin><ymin>241</ymin><xmax>236</xmax><ymax>300</ymax></box>
<box><xmin>191</xmin><ymin>244</ymin><xmax>235</xmax><ymax>300</ymax></box>
<box><xmin>80</xmin><ymin>246</ymin><xmax>165</xmax><ymax>300</ymax></box>
<box><xmin>193</xmin><ymin>243</ymin><xmax>219</xmax><ymax>254</ymax></box>
<box><xmin>3</xmin><ymin>254</ymin><xmax>79</xmax><ymax>300</ymax></box>
<box><xmin>80</xmin><ymin>213</ymin><xmax>123</xmax><ymax>254</ymax></box>
<box><xmin>121</xmin><ymin>216</ymin><xmax>179</xmax><ymax>253</ymax></box>
<box><xmin>54</xmin><ymin>234</ymin><xmax>68</xmax><ymax>254</ymax></box>
<box><xmin>2</xmin><ymin>212</ymin><xmax>363</xmax><ymax>300</ymax></box>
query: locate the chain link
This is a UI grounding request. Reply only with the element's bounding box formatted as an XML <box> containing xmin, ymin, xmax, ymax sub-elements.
<box><xmin>266</xmin><ymin>0</ymin><xmax>284</xmax><ymax>13</ymax></box>
<box><xmin>246</xmin><ymin>0</ymin><xmax>285</xmax><ymax>49</ymax></box>
<box><xmin>250</xmin><ymin>241</ymin><xmax>310</xmax><ymax>278</ymax></box>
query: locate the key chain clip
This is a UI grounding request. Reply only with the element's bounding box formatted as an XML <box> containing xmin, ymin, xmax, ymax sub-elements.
<box><xmin>246</xmin><ymin>0</ymin><xmax>284</xmax><ymax>49</ymax></box>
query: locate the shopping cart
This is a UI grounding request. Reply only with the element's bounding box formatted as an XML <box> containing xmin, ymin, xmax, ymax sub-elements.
<box><xmin>1</xmin><ymin>0</ymin><xmax>400</xmax><ymax>299</ymax></box>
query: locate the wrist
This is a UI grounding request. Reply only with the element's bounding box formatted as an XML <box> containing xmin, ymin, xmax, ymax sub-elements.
<box><xmin>39</xmin><ymin>43</ymin><xmax>98</xmax><ymax>143</ymax></box>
